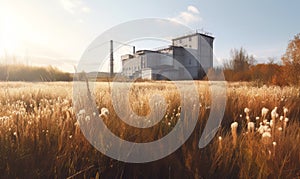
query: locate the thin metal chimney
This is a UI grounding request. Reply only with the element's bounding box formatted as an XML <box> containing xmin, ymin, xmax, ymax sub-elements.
<box><xmin>133</xmin><ymin>46</ymin><xmax>135</xmax><ymax>54</ymax></box>
<box><xmin>110</xmin><ymin>40</ymin><xmax>114</xmax><ymax>77</ymax></box>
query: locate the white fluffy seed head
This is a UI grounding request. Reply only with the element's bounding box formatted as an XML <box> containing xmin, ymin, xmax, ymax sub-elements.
<box><xmin>262</xmin><ymin>131</ymin><xmax>272</xmax><ymax>139</ymax></box>
<box><xmin>247</xmin><ymin>122</ymin><xmax>255</xmax><ymax>132</ymax></box>
<box><xmin>231</xmin><ymin>122</ymin><xmax>238</xmax><ymax>129</ymax></box>
<box><xmin>271</xmin><ymin>107</ymin><xmax>278</xmax><ymax>119</ymax></box>
<box><xmin>284</xmin><ymin>118</ymin><xmax>289</xmax><ymax>123</ymax></box>
<box><xmin>262</xmin><ymin>107</ymin><xmax>269</xmax><ymax>116</ymax></box>
<box><xmin>270</xmin><ymin>120</ymin><xmax>273</xmax><ymax>127</ymax></box>
<box><xmin>244</xmin><ymin>107</ymin><xmax>250</xmax><ymax>114</ymax></box>
<box><xmin>262</xmin><ymin>131</ymin><xmax>272</xmax><ymax>145</ymax></box>
<box><xmin>246</xmin><ymin>116</ymin><xmax>250</xmax><ymax>121</ymax></box>
<box><xmin>279</xmin><ymin>116</ymin><xmax>284</xmax><ymax>121</ymax></box>
<box><xmin>78</xmin><ymin>109</ymin><xmax>86</xmax><ymax>115</ymax></box>
<box><xmin>101</xmin><ymin>107</ymin><xmax>109</xmax><ymax>116</ymax></box>
<box><xmin>283</xmin><ymin>107</ymin><xmax>288</xmax><ymax>114</ymax></box>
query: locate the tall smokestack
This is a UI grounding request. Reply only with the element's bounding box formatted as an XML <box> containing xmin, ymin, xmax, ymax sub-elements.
<box><xmin>133</xmin><ymin>46</ymin><xmax>135</xmax><ymax>54</ymax></box>
<box><xmin>110</xmin><ymin>40</ymin><xmax>114</xmax><ymax>77</ymax></box>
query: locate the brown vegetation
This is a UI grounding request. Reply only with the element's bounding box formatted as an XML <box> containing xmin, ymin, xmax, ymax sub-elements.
<box><xmin>215</xmin><ymin>34</ymin><xmax>300</xmax><ymax>86</ymax></box>
<box><xmin>0</xmin><ymin>64</ymin><xmax>72</xmax><ymax>81</ymax></box>
<box><xmin>0</xmin><ymin>82</ymin><xmax>299</xmax><ymax>178</ymax></box>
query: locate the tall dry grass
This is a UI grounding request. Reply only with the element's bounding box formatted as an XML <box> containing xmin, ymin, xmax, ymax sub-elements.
<box><xmin>0</xmin><ymin>81</ymin><xmax>299</xmax><ymax>178</ymax></box>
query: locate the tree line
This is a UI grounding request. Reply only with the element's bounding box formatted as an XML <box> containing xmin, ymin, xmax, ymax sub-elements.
<box><xmin>0</xmin><ymin>64</ymin><xmax>72</xmax><ymax>81</ymax></box>
<box><xmin>207</xmin><ymin>33</ymin><xmax>300</xmax><ymax>86</ymax></box>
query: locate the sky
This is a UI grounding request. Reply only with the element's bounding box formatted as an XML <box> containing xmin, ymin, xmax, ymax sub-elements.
<box><xmin>0</xmin><ymin>0</ymin><xmax>299</xmax><ymax>72</ymax></box>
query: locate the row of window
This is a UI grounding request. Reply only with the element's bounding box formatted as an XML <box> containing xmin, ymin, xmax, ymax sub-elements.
<box><xmin>123</xmin><ymin>65</ymin><xmax>142</xmax><ymax>72</ymax></box>
<box><xmin>178</xmin><ymin>37</ymin><xmax>192</xmax><ymax>43</ymax></box>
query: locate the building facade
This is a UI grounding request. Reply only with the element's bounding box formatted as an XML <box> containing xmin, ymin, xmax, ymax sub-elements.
<box><xmin>121</xmin><ymin>32</ymin><xmax>214</xmax><ymax>80</ymax></box>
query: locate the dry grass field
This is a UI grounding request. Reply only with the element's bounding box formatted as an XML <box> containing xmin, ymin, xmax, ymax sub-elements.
<box><xmin>0</xmin><ymin>81</ymin><xmax>300</xmax><ymax>178</ymax></box>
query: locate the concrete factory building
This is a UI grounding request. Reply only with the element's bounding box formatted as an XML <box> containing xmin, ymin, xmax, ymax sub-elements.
<box><xmin>121</xmin><ymin>32</ymin><xmax>214</xmax><ymax>80</ymax></box>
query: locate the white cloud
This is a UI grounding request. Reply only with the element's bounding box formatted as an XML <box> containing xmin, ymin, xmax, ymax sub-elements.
<box><xmin>168</xmin><ymin>5</ymin><xmax>201</xmax><ymax>25</ymax></box>
<box><xmin>60</xmin><ymin>0</ymin><xmax>91</xmax><ymax>14</ymax></box>
<box><xmin>187</xmin><ymin>5</ymin><xmax>199</xmax><ymax>14</ymax></box>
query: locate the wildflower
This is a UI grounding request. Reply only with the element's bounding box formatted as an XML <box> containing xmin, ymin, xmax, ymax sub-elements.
<box><xmin>271</xmin><ymin>107</ymin><xmax>278</xmax><ymax>119</ymax></box>
<box><xmin>244</xmin><ymin>107</ymin><xmax>250</xmax><ymax>114</ymax></box>
<box><xmin>271</xmin><ymin>107</ymin><xmax>277</xmax><ymax>117</ymax></box>
<box><xmin>231</xmin><ymin>122</ymin><xmax>238</xmax><ymax>147</ymax></box>
<box><xmin>272</xmin><ymin>141</ymin><xmax>277</xmax><ymax>146</ymax></box>
<box><xmin>279</xmin><ymin>116</ymin><xmax>284</xmax><ymax>121</ymax></box>
<box><xmin>69</xmin><ymin>135</ymin><xmax>73</xmax><ymax>139</ymax></box>
<box><xmin>283</xmin><ymin>107</ymin><xmax>288</xmax><ymax>116</ymax></box>
<box><xmin>261</xmin><ymin>107</ymin><xmax>269</xmax><ymax>119</ymax></box>
<box><xmin>258</xmin><ymin>124</ymin><xmax>265</xmax><ymax>134</ymax></box>
<box><xmin>218</xmin><ymin>136</ymin><xmax>223</xmax><ymax>152</ymax></box>
<box><xmin>231</xmin><ymin>122</ymin><xmax>238</xmax><ymax>129</ymax></box>
<box><xmin>78</xmin><ymin>109</ymin><xmax>86</xmax><ymax>115</ymax></box>
<box><xmin>256</xmin><ymin>116</ymin><xmax>260</xmax><ymax>120</ymax></box>
<box><xmin>247</xmin><ymin>122</ymin><xmax>255</xmax><ymax>133</ymax></box>
<box><xmin>167</xmin><ymin>122</ymin><xmax>171</xmax><ymax>126</ymax></box>
<box><xmin>270</xmin><ymin>120</ymin><xmax>273</xmax><ymax>127</ymax></box>
<box><xmin>262</xmin><ymin>131</ymin><xmax>272</xmax><ymax>144</ymax></box>
<box><xmin>263</xmin><ymin>119</ymin><xmax>268</xmax><ymax>125</ymax></box>
<box><xmin>246</xmin><ymin>116</ymin><xmax>250</xmax><ymax>123</ymax></box>
<box><xmin>99</xmin><ymin>107</ymin><xmax>109</xmax><ymax>119</ymax></box>
<box><xmin>85</xmin><ymin>116</ymin><xmax>91</xmax><ymax>121</ymax></box>
<box><xmin>101</xmin><ymin>108</ymin><xmax>109</xmax><ymax>116</ymax></box>
<box><xmin>178</xmin><ymin>106</ymin><xmax>181</xmax><ymax>111</ymax></box>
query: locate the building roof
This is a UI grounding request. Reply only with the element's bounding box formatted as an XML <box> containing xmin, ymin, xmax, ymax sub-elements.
<box><xmin>172</xmin><ymin>32</ymin><xmax>214</xmax><ymax>41</ymax></box>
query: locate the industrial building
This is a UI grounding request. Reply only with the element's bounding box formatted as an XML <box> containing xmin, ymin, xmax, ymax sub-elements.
<box><xmin>121</xmin><ymin>31</ymin><xmax>214</xmax><ymax>80</ymax></box>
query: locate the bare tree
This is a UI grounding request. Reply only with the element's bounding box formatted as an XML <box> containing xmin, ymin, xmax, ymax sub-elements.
<box><xmin>224</xmin><ymin>47</ymin><xmax>256</xmax><ymax>72</ymax></box>
<box><xmin>282</xmin><ymin>33</ymin><xmax>300</xmax><ymax>85</ymax></box>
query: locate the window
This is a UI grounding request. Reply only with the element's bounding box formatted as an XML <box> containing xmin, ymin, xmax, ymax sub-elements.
<box><xmin>189</xmin><ymin>37</ymin><xmax>192</xmax><ymax>41</ymax></box>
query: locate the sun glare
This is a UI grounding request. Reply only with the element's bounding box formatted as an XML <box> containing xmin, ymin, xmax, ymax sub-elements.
<box><xmin>0</xmin><ymin>6</ymin><xmax>49</xmax><ymax>59</ymax></box>
<box><xmin>0</xmin><ymin>9</ymin><xmax>22</xmax><ymax>57</ymax></box>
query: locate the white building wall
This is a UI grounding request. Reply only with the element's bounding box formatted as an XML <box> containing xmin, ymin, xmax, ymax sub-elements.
<box><xmin>122</xmin><ymin>56</ymin><xmax>141</xmax><ymax>77</ymax></box>
<box><xmin>122</xmin><ymin>33</ymin><xmax>214</xmax><ymax>80</ymax></box>
<box><xmin>172</xmin><ymin>33</ymin><xmax>214</xmax><ymax>71</ymax></box>
<box><xmin>145</xmin><ymin>53</ymin><xmax>173</xmax><ymax>68</ymax></box>
<box><xmin>173</xmin><ymin>35</ymin><xmax>199</xmax><ymax>49</ymax></box>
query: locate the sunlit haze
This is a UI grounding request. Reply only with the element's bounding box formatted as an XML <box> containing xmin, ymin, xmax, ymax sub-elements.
<box><xmin>1</xmin><ymin>0</ymin><xmax>300</xmax><ymax>72</ymax></box>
